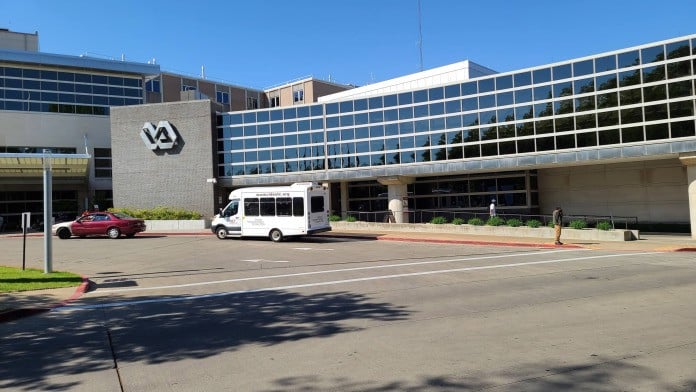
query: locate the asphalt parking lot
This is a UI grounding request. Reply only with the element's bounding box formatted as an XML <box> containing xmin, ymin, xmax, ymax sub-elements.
<box><xmin>1</xmin><ymin>233</ymin><xmax>696</xmax><ymax>391</ymax></box>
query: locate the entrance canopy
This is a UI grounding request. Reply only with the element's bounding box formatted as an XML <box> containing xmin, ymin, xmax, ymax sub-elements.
<box><xmin>0</xmin><ymin>153</ymin><xmax>91</xmax><ymax>178</ymax></box>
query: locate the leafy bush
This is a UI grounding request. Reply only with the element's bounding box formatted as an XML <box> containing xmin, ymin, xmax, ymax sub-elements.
<box><xmin>345</xmin><ymin>216</ymin><xmax>357</xmax><ymax>222</ymax></box>
<box><xmin>506</xmin><ymin>218</ymin><xmax>522</xmax><ymax>227</ymax></box>
<box><xmin>468</xmin><ymin>217</ymin><xmax>485</xmax><ymax>226</ymax></box>
<box><xmin>109</xmin><ymin>206</ymin><xmax>202</xmax><ymax>220</ymax></box>
<box><xmin>596</xmin><ymin>221</ymin><xmax>613</xmax><ymax>231</ymax></box>
<box><xmin>451</xmin><ymin>217</ymin><xmax>465</xmax><ymax>225</ymax></box>
<box><xmin>569</xmin><ymin>219</ymin><xmax>588</xmax><ymax>229</ymax></box>
<box><xmin>548</xmin><ymin>220</ymin><xmax>556</xmax><ymax>228</ymax></box>
<box><xmin>329</xmin><ymin>215</ymin><xmax>342</xmax><ymax>222</ymax></box>
<box><xmin>486</xmin><ymin>216</ymin><xmax>505</xmax><ymax>226</ymax></box>
<box><xmin>526</xmin><ymin>219</ymin><xmax>541</xmax><ymax>228</ymax></box>
<box><xmin>430</xmin><ymin>216</ymin><xmax>448</xmax><ymax>224</ymax></box>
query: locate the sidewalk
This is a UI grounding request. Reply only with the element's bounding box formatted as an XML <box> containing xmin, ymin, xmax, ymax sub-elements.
<box><xmin>2</xmin><ymin>229</ymin><xmax>695</xmax><ymax>323</ymax></box>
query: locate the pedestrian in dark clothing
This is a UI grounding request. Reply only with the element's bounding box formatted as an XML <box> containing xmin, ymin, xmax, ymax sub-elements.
<box><xmin>552</xmin><ymin>206</ymin><xmax>564</xmax><ymax>245</ymax></box>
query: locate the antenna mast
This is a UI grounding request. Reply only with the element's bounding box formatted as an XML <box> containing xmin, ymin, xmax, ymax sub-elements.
<box><xmin>417</xmin><ymin>0</ymin><xmax>424</xmax><ymax>71</ymax></box>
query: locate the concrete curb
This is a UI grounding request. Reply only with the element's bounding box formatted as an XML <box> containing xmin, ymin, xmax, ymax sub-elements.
<box><xmin>0</xmin><ymin>275</ymin><xmax>90</xmax><ymax>323</ymax></box>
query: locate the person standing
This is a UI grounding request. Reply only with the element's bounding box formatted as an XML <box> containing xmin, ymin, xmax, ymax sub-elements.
<box><xmin>489</xmin><ymin>199</ymin><xmax>496</xmax><ymax>217</ymax></box>
<box><xmin>552</xmin><ymin>206</ymin><xmax>564</xmax><ymax>245</ymax></box>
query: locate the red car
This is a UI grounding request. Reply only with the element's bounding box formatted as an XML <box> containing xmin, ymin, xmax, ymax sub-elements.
<box><xmin>52</xmin><ymin>212</ymin><xmax>146</xmax><ymax>239</ymax></box>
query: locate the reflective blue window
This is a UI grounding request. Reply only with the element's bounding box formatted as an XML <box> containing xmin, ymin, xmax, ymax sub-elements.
<box><xmin>595</xmin><ymin>55</ymin><xmax>616</xmax><ymax>72</ymax></box>
<box><xmin>429</xmin><ymin>87</ymin><xmax>444</xmax><ymax>101</ymax></box>
<box><xmin>384</xmin><ymin>109</ymin><xmax>398</xmax><ymax>122</ymax></box>
<box><xmin>326</xmin><ymin>116</ymin><xmax>339</xmax><ymax>129</ymax></box>
<box><xmin>270</xmin><ymin>109</ymin><xmax>282</xmax><ymax>121</ymax></box>
<box><xmin>552</xmin><ymin>64</ymin><xmax>572</xmax><ymax>80</ymax></box>
<box><xmin>479</xmin><ymin>94</ymin><xmax>495</xmax><ymax>108</ymax></box>
<box><xmin>398</xmin><ymin>92</ymin><xmax>412</xmax><ymax>105</ymax></box>
<box><xmin>414</xmin><ymin>104</ymin><xmax>428</xmax><ymax>118</ymax></box>
<box><xmin>284</xmin><ymin>121</ymin><xmax>297</xmax><ymax>133</ymax></box>
<box><xmin>271</xmin><ymin>122</ymin><xmax>283</xmax><ymax>134</ymax></box>
<box><xmin>298</xmin><ymin>133</ymin><xmax>311</xmax><ymax>145</ymax></box>
<box><xmin>256</xmin><ymin>111</ymin><xmax>270</xmax><ymax>122</ymax></box>
<box><xmin>415</xmin><ymin>134</ymin><xmax>429</xmax><ymax>147</ymax></box>
<box><xmin>385</xmin><ymin>137</ymin><xmax>399</xmax><ymax>150</ymax></box>
<box><xmin>429</xmin><ymin>102</ymin><xmax>444</xmax><ymax>116</ymax></box>
<box><xmin>258</xmin><ymin>137</ymin><xmax>270</xmax><ymax>148</ymax></box>
<box><xmin>514</xmin><ymin>72</ymin><xmax>532</xmax><ymax>87</ymax></box>
<box><xmin>414</xmin><ymin>119</ymin><xmax>429</xmax><ymax>132</ymax></box>
<box><xmin>341</xmin><ymin>128</ymin><xmax>354</xmax><ymax>140</ymax></box>
<box><xmin>244</xmin><ymin>125</ymin><xmax>257</xmax><ymax>136</ymax></box>
<box><xmin>463</xmin><ymin>113</ymin><xmax>478</xmax><ymax>126</ymax></box>
<box><xmin>462</xmin><ymin>97</ymin><xmax>477</xmax><ymax>111</ymax></box>
<box><xmin>327</xmin><ymin>130</ymin><xmax>340</xmax><ymax>142</ymax></box>
<box><xmin>574</xmin><ymin>78</ymin><xmax>594</xmax><ymax>94</ymax></box>
<box><xmin>340</xmin><ymin>114</ymin><xmax>354</xmax><ymax>126</ymax></box>
<box><xmin>573</xmin><ymin>60</ymin><xmax>593</xmax><ymax>76</ymax></box>
<box><xmin>284</xmin><ymin>108</ymin><xmax>297</xmax><ymax>119</ymax></box>
<box><xmin>480</xmin><ymin>110</ymin><xmax>497</xmax><ymax>124</ymax></box>
<box><xmin>285</xmin><ymin>148</ymin><xmax>298</xmax><ymax>159</ymax></box>
<box><xmin>311</xmin><ymin>118</ymin><xmax>323</xmax><ymax>129</ymax></box>
<box><xmin>325</xmin><ymin>103</ymin><xmax>339</xmax><ymax>115</ymax></box>
<box><xmin>414</xmin><ymin>89</ymin><xmax>428</xmax><ymax>103</ymax></box>
<box><xmin>271</xmin><ymin>149</ymin><xmax>284</xmax><ymax>160</ymax></box>
<box><xmin>370</xmin><ymin>139</ymin><xmax>384</xmax><ymax>151</ymax></box>
<box><xmin>310</xmin><ymin>104</ymin><xmax>323</xmax><ymax>116</ymax></box>
<box><xmin>618</xmin><ymin>50</ymin><xmax>640</xmax><ymax>68</ymax></box>
<box><xmin>461</xmin><ymin>82</ymin><xmax>477</xmax><ymax>96</ymax></box>
<box><xmin>496</xmin><ymin>75</ymin><xmax>513</xmax><ymax>90</ymax></box>
<box><xmin>356</xmin><ymin>141</ymin><xmax>370</xmax><ymax>154</ymax></box>
<box><xmin>370</xmin><ymin>125</ymin><xmax>384</xmax><ymax>138</ymax></box>
<box><xmin>355</xmin><ymin>127</ymin><xmax>369</xmax><ymax>139</ymax></box>
<box><xmin>446</xmin><ymin>115</ymin><xmax>461</xmax><ymax>128</ymax></box>
<box><xmin>243</xmin><ymin>112</ymin><xmax>256</xmax><ymax>123</ymax></box>
<box><xmin>532</xmin><ymin>68</ymin><xmax>551</xmax><ymax>84</ymax></box>
<box><xmin>400</xmin><ymin>136</ymin><xmax>414</xmax><ymax>148</ymax></box>
<box><xmin>297</xmin><ymin>106</ymin><xmax>309</xmax><ymax>118</ymax></box>
<box><xmin>399</xmin><ymin>106</ymin><xmax>413</xmax><ymax>119</ymax></box>
<box><xmin>430</xmin><ymin>117</ymin><xmax>445</xmax><ymax>131</ymax></box>
<box><xmin>339</xmin><ymin>101</ymin><xmax>353</xmax><ymax>113</ymax></box>
<box><xmin>399</xmin><ymin>121</ymin><xmax>414</xmax><ymax>134</ymax></box>
<box><xmin>445</xmin><ymin>84</ymin><xmax>460</xmax><ymax>98</ymax></box>
<box><xmin>533</xmin><ymin>85</ymin><xmax>552</xmax><ymax>101</ymax></box>
<box><xmin>355</xmin><ymin>112</ymin><xmax>368</xmax><ymax>125</ymax></box>
<box><xmin>385</xmin><ymin>123</ymin><xmax>398</xmax><ymax>136</ymax></box>
<box><xmin>354</xmin><ymin>99</ymin><xmax>368</xmax><ymax>111</ymax></box>
<box><xmin>478</xmin><ymin>78</ymin><xmax>494</xmax><ymax>93</ymax></box>
<box><xmin>445</xmin><ymin>99</ymin><xmax>461</xmax><ymax>113</ymax></box>
<box><xmin>514</xmin><ymin>88</ymin><xmax>533</xmax><ymax>103</ymax></box>
<box><xmin>244</xmin><ymin>138</ymin><xmax>257</xmax><ymax>149</ymax></box>
<box><xmin>553</xmin><ymin>81</ymin><xmax>573</xmax><ymax>97</ymax></box>
<box><xmin>369</xmin><ymin>110</ymin><xmax>383</xmax><ymax>123</ymax></box>
<box><xmin>666</xmin><ymin>40</ymin><xmax>690</xmax><ymax>59</ymax></box>
<box><xmin>298</xmin><ymin>120</ymin><xmax>310</xmax><ymax>132</ymax></box>
<box><xmin>641</xmin><ymin>45</ymin><xmax>664</xmax><ymax>64</ymax></box>
<box><xmin>384</xmin><ymin>94</ymin><xmax>398</xmax><ymax>107</ymax></box>
<box><xmin>496</xmin><ymin>91</ymin><xmax>513</xmax><ymax>106</ymax></box>
<box><xmin>257</xmin><ymin>124</ymin><xmax>269</xmax><ymax>135</ymax></box>
<box><xmin>369</xmin><ymin>96</ymin><xmax>383</xmax><ymax>109</ymax></box>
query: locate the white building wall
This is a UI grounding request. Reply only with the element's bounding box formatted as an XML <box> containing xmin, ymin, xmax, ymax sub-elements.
<box><xmin>0</xmin><ymin>111</ymin><xmax>111</xmax><ymax>189</ymax></box>
<box><xmin>538</xmin><ymin>159</ymin><xmax>689</xmax><ymax>224</ymax></box>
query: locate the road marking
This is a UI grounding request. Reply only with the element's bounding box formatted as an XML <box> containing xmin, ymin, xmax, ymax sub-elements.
<box><xmin>54</xmin><ymin>251</ymin><xmax>660</xmax><ymax>312</ymax></box>
<box><xmin>293</xmin><ymin>247</ymin><xmax>334</xmax><ymax>251</ymax></box>
<box><xmin>243</xmin><ymin>259</ymin><xmax>290</xmax><ymax>263</ymax></box>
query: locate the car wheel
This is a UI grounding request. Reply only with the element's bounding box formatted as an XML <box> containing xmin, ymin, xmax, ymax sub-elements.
<box><xmin>57</xmin><ymin>228</ymin><xmax>71</xmax><ymax>239</ymax></box>
<box><xmin>215</xmin><ymin>226</ymin><xmax>228</xmax><ymax>240</ymax></box>
<box><xmin>269</xmin><ymin>229</ymin><xmax>283</xmax><ymax>242</ymax></box>
<box><xmin>107</xmin><ymin>227</ymin><xmax>121</xmax><ymax>239</ymax></box>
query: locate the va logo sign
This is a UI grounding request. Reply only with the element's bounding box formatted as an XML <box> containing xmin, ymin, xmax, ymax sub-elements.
<box><xmin>140</xmin><ymin>121</ymin><xmax>178</xmax><ymax>150</ymax></box>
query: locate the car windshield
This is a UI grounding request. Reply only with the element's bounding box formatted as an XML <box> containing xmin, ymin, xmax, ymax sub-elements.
<box><xmin>112</xmin><ymin>212</ymin><xmax>135</xmax><ymax>219</ymax></box>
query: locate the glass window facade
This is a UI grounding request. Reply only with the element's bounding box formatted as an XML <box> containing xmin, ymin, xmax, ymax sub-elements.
<box><xmin>216</xmin><ymin>36</ymin><xmax>696</xmax><ymax>179</ymax></box>
<box><xmin>0</xmin><ymin>66</ymin><xmax>143</xmax><ymax>115</ymax></box>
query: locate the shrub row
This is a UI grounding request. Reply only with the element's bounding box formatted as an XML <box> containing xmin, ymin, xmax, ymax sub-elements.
<box><xmin>332</xmin><ymin>215</ymin><xmax>614</xmax><ymax>231</ymax></box>
<box><xmin>109</xmin><ymin>206</ymin><xmax>202</xmax><ymax>220</ymax></box>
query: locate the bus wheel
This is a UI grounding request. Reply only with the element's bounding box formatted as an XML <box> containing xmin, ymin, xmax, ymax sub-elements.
<box><xmin>215</xmin><ymin>226</ymin><xmax>228</xmax><ymax>240</ymax></box>
<box><xmin>269</xmin><ymin>229</ymin><xmax>283</xmax><ymax>242</ymax></box>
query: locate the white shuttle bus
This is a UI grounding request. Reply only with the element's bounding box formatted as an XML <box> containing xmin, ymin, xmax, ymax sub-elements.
<box><xmin>211</xmin><ymin>182</ymin><xmax>331</xmax><ymax>242</ymax></box>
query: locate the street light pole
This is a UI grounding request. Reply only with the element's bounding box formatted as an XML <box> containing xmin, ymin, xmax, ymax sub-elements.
<box><xmin>43</xmin><ymin>149</ymin><xmax>53</xmax><ymax>274</ymax></box>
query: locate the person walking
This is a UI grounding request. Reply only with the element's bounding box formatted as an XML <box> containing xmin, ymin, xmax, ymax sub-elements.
<box><xmin>552</xmin><ymin>206</ymin><xmax>564</xmax><ymax>245</ymax></box>
<box><xmin>489</xmin><ymin>199</ymin><xmax>496</xmax><ymax>217</ymax></box>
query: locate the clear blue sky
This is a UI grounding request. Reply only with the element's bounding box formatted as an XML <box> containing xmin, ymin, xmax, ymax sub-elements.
<box><xmin>3</xmin><ymin>0</ymin><xmax>696</xmax><ymax>89</ymax></box>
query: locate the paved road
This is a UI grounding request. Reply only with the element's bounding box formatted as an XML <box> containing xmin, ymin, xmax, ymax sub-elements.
<box><xmin>1</xmin><ymin>235</ymin><xmax>695</xmax><ymax>391</ymax></box>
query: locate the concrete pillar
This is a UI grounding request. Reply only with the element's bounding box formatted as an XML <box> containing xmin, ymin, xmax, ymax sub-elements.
<box><xmin>679</xmin><ymin>153</ymin><xmax>696</xmax><ymax>239</ymax></box>
<box><xmin>377</xmin><ymin>176</ymin><xmax>414</xmax><ymax>223</ymax></box>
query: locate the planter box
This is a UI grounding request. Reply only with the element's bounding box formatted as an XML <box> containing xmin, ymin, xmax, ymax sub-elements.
<box><xmin>144</xmin><ymin>219</ymin><xmax>211</xmax><ymax>231</ymax></box>
<box><xmin>330</xmin><ymin>221</ymin><xmax>639</xmax><ymax>242</ymax></box>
